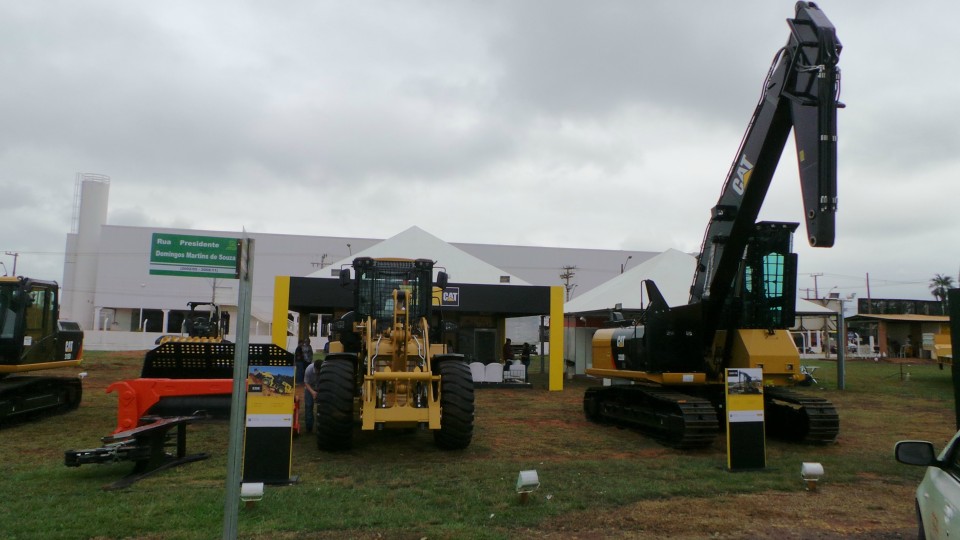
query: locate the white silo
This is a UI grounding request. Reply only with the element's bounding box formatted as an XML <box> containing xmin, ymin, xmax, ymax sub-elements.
<box><xmin>61</xmin><ymin>173</ymin><xmax>110</xmax><ymax>329</ymax></box>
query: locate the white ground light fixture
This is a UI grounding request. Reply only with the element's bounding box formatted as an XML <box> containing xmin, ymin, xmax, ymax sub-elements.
<box><xmin>516</xmin><ymin>470</ymin><xmax>540</xmax><ymax>504</ymax></box>
<box><xmin>240</xmin><ymin>482</ymin><xmax>264</xmax><ymax>508</ymax></box>
<box><xmin>801</xmin><ymin>462</ymin><xmax>824</xmax><ymax>491</ymax></box>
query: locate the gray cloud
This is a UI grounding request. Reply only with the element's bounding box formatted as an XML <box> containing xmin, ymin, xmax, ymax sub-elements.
<box><xmin>1</xmin><ymin>1</ymin><xmax>957</xmax><ymax>302</ymax></box>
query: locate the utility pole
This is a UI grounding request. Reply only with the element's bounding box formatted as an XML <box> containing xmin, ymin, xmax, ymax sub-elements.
<box><xmin>809</xmin><ymin>273</ymin><xmax>823</xmax><ymax>299</ymax></box>
<box><xmin>5</xmin><ymin>251</ymin><xmax>18</xmax><ymax>275</ymax></box>
<box><xmin>210</xmin><ymin>278</ymin><xmax>231</xmax><ymax>304</ymax></box>
<box><xmin>560</xmin><ymin>265</ymin><xmax>578</xmax><ymax>301</ymax></box>
<box><xmin>865</xmin><ymin>272</ymin><xmax>872</xmax><ymax>314</ymax></box>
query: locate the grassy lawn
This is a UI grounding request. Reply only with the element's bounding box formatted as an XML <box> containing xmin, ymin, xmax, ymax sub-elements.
<box><xmin>0</xmin><ymin>352</ymin><xmax>954</xmax><ymax>539</ymax></box>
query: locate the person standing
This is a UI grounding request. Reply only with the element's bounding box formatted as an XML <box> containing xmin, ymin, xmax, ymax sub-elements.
<box><xmin>502</xmin><ymin>338</ymin><xmax>514</xmax><ymax>368</ymax></box>
<box><xmin>303</xmin><ymin>358</ymin><xmax>321</xmax><ymax>433</ymax></box>
<box><xmin>520</xmin><ymin>342</ymin><xmax>531</xmax><ymax>382</ymax></box>
<box><xmin>295</xmin><ymin>338</ymin><xmax>313</xmax><ymax>384</ymax></box>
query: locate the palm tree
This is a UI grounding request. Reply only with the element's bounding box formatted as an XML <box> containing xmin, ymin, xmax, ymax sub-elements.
<box><xmin>929</xmin><ymin>273</ymin><xmax>954</xmax><ymax>314</ymax></box>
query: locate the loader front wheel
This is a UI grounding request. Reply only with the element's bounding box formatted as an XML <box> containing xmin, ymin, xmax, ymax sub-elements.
<box><xmin>316</xmin><ymin>357</ymin><xmax>355</xmax><ymax>451</ymax></box>
<box><xmin>434</xmin><ymin>360</ymin><xmax>475</xmax><ymax>450</ymax></box>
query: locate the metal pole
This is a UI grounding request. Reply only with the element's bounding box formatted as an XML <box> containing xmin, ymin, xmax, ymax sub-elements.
<box><xmin>539</xmin><ymin>315</ymin><xmax>546</xmax><ymax>375</ymax></box>
<box><xmin>837</xmin><ymin>299</ymin><xmax>846</xmax><ymax>390</ymax></box>
<box><xmin>948</xmin><ymin>289</ymin><xmax>960</xmax><ymax>430</ymax></box>
<box><xmin>5</xmin><ymin>251</ymin><xmax>18</xmax><ymax>275</ymax></box>
<box><xmin>222</xmin><ymin>238</ymin><xmax>254</xmax><ymax>539</ymax></box>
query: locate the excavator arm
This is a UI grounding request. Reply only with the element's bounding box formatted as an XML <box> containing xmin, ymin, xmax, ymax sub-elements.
<box><xmin>689</xmin><ymin>1</ymin><xmax>842</xmax><ymax>316</ymax></box>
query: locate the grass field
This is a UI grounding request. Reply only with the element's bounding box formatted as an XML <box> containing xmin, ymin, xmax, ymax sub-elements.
<box><xmin>1</xmin><ymin>351</ymin><xmax>955</xmax><ymax>539</ymax></box>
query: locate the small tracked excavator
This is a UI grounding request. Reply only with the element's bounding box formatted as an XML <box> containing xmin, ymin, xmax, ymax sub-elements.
<box><xmin>0</xmin><ymin>276</ymin><xmax>84</xmax><ymax>426</ymax></box>
<box><xmin>583</xmin><ymin>2</ymin><xmax>842</xmax><ymax>448</ymax></box>
<box><xmin>318</xmin><ymin>257</ymin><xmax>474</xmax><ymax>450</ymax></box>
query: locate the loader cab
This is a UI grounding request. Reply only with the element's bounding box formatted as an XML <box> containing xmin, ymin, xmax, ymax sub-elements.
<box><xmin>346</xmin><ymin>257</ymin><xmax>444</xmax><ymax>326</ymax></box>
<box><xmin>183</xmin><ymin>301</ymin><xmax>221</xmax><ymax>339</ymax></box>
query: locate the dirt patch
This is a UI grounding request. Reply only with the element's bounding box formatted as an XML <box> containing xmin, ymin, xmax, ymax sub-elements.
<box><xmin>523</xmin><ymin>481</ymin><xmax>917</xmax><ymax>539</ymax></box>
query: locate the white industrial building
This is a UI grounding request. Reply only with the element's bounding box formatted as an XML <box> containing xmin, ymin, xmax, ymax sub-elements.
<box><xmin>61</xmin><ymin>174</ymin><xmax>836</xmax><ymax>370</ymax></box>
<box><xmin>60</xmin><ymin>175</ymin><xmax>654</xmax><ymax>354</ymax></box>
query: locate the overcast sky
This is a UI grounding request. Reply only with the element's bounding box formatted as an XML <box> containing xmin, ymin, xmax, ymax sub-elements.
<box><xmin>2</xmin><ymin>1</ymin><xmax>957</xmax><ymax>304</ymax></box>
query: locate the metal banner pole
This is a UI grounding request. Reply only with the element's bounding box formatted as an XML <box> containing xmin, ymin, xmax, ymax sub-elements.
<box><xmin>948</xmin><ymin>289</ymin><xmax>960</xmax><ymax>430</ymax></box>
<box><xmin>222</xmin><ymin>237</ymin><xmax>254</xmax><ymax>539</ymax></box>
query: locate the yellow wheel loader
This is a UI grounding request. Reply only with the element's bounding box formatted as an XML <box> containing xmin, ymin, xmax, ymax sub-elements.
<box><xmin>319</xmin><ymin>257</ymin><xmax>474</xmax><ymax>450</ymax></box>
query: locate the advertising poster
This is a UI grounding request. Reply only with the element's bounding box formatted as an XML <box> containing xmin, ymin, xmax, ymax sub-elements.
<box><xmin>245</xmin><ymin>365</ymin><xmax>296</xmax><ymax>427</ymax></box>
<box><xmin>243</xmin><ymin>362</ymin><xmax>296</xmax><ymax>484</ymax></box>
<box><xmin>725</xmin><ymin>368</ymin><xmax>766</xmax><ymax>470</ymax></box>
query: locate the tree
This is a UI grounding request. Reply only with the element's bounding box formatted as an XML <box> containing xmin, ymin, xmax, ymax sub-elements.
<box><xmin>929</xmin><ymin>273</ymin><xmax>954</xmax><ymax>314</ymax></box>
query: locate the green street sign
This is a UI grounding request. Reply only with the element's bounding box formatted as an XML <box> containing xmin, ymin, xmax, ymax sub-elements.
<box><xmin>149</xmin><ymin>233</ymin><xmax>240</xmax><ymax>278</ymax></box>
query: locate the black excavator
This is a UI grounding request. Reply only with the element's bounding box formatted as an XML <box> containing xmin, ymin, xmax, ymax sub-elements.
<box><xmin>583</xmin><ymin>2</ymin><xmax>842</xmax><ymax>448</ymax></box>
<box><xmin>0</xmin><ymin>276</ymin><xmax>84</xmax><ymax>426</ymax></box>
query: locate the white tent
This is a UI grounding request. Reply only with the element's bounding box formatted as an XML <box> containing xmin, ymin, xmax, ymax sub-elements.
<box><xmin>564</xmin><ymin>248</ymin><xmax>834</xmax><ymax>316</ymax></box>
<box><xmin>307</xmin><ymin>226</ymin><xmax>528</xmax><ymax>286</ymax></box>
<box><xmin>565</xmin><ymin>249</ymin><xmax>695</xmax><ymax>313</ymax></box>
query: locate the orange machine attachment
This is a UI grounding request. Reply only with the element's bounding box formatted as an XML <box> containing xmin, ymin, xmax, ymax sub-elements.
<box><xmin>106</xmin><ymin>377</ymin><xmax>301</xmax><ymax>434</ymax></box>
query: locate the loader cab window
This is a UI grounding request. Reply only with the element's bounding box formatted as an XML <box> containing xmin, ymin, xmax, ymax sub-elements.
<box><xmin>356</xmin><ymin>263</ymin><xmax>432</xmax><ymax>323</ymax></box>
<box><xmin>25</xmin><ymin>288</ymin><xmax>55</xmax><ymax>338</ymax></box>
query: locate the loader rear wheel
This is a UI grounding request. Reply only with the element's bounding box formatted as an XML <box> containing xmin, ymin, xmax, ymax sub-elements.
<box><xmin>316</xmin><ymin>357</ymin><xmax>355</xmax><ymax>451</ymax></box>
<box><xmin>434</xmin><ymin>360</ymin><xmax>474</xmax><ymax>450</ymax></box>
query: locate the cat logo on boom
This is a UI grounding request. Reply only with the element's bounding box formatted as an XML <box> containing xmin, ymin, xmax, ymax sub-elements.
<box><xmin>731</xmin><ymin>154</ymin><xmax>754</xmax><ymax>196</ymax></box>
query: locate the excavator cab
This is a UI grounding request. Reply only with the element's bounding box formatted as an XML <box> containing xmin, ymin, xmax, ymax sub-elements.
<box><xmin>0</xmin><ymin>277</ymin><xmax>83</xmax><ymax>374</ymax></box>
<box><xmin>724</xmin><ymin>222</ymin><xmax>799</xmax><ymax>331</ymax></box>
<box><xmin>0</xmin><ymin>277</ymin><xmax>84</xmax><ymax>424</ymax></box>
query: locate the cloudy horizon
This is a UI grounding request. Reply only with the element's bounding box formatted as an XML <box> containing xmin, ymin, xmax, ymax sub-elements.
<box><xmin>2</xmin><ymin>1</ymin><xmax>957</xmax><ymax>303</ymax></box>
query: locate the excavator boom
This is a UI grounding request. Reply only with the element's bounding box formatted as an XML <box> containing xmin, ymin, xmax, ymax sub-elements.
<box><xmin>689</xmin><ymin>1</ymin><xmax>841</xmax><ymax>309</ymax></box>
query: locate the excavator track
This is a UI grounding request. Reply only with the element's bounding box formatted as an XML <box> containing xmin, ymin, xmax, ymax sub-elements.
<box><xmin>584</xmin><ymin>385</ymin><xmax>720</xmax><ymax>449</ymax></box>
<box><xmin>763</xmin><ymin>387</ymin><xmax>839</xmax><ymax>444</ymax></box>
<box><xmin>0</xmin><ymin>376</ymin><xmax>83</xmax><ymax>427</ymax></box>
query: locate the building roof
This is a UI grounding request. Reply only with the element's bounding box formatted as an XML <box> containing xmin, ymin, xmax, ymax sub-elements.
<box><xmin>307</xmin><ymin>226</ymin><xmax>530</xmax><ymax>286</ymax></box>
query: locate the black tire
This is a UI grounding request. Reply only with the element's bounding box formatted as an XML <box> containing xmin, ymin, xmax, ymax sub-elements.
<box><xmin>315</xmin><ymin>357</ymin><xmax>356</xmax><ymax>451</ymax></box>
<box><xmin>915</xmin><ymin>500</ymin><xmax>925</xmax><ymax>540</ymax></box>
<box><xmin>433</xmin><ymin>360</ymin><xmax>475</xmax><ymax>450</ymax></box>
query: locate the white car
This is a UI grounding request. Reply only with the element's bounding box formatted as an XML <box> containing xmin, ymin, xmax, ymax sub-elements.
<box><xmin>896</xmin><ymin>430</ymin><xmax>960</xmax><ymax>539</ymax></box>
